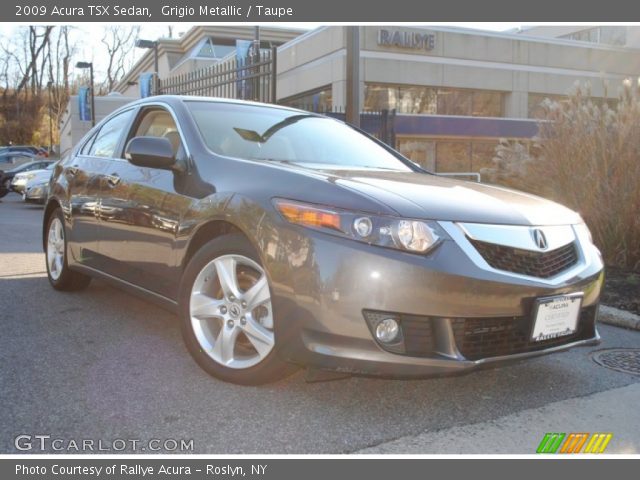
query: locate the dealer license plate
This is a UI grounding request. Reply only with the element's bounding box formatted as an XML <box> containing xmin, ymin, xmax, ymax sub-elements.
<box><xmin>531</xmin><ymin>293</ymin><xmax>583</xmax><ymax>342</ymax></box>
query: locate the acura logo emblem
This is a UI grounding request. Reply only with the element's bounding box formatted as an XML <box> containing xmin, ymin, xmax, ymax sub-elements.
<box><xmin>532</xmin><ymin>229</ymin><xmax>548</xmax><ymax>250</ymax></box>
<box><xmin>229</xmin><ymin>304</ymin><xmax>241</xmax><ymax>318</ymax></box>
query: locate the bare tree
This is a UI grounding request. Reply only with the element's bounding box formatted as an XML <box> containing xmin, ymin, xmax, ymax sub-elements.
<box><xmin>100</xmin><ymin>26</ymin><xmax>140</xmax><ymax>93</ymax></box>
<box><xmin>14</xmin><ymin>26</ymin><xmax>53</xmax><ymax>95</ymax></box>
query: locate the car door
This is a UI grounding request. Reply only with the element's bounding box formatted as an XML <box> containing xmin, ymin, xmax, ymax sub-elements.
<box><xmin>66</xmin><ymin>108</ymin><xmax>135</xmax><ymax>270</ymax></box>
<box><xmin>98</xmin><ymin>106</ymin><xmax>192</xmax><ymax>299</ymax></box>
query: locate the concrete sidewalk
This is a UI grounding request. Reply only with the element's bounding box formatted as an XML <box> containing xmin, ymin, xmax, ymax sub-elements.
<box><xmin>358</xmin><ymin>383</ymin><xmax>640</xmax><ymax>454</ymax></box>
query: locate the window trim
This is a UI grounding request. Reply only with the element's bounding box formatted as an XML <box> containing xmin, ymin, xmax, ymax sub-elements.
<box><xmin>124</xmin><ymin>103</ymin><xmax>192</xmax><ymax>163</ymax></box>
<box><xmin>76</xmin><ymin>107</ymin><xmax>137</xmax><ymax>161</ymax></box>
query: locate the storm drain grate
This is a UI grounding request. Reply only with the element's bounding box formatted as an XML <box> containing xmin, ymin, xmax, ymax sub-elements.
<box><xmin>591</xmin><ymin>349</ymin><xmax>640</xmax><ymax>376</ymax></box>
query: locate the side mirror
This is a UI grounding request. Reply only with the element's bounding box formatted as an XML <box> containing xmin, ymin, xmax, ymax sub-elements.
<box><xmin>125</xmin><ymin>137</ymin><xmax>176</xmax><ymax>170</ymax></box>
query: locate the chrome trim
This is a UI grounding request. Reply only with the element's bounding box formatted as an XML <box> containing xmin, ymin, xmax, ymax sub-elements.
<box><xmin>130</xmin><ymin>101</ymin><xmax>193</xmax><ymax>160</ymax></box>
<box><xmin>436</xmin><ymin>172</ymin><xmax>481</xmax><ymax>182</ymax></box>
<box><xmin>439</xmin><ymin>221</ymin><xmax>595</xmax><ymax>286</ymax></box>
<box><xmin>457</xmin><ymin>222</ymin><xmax>575</xmax><ymax>252</ymax></box>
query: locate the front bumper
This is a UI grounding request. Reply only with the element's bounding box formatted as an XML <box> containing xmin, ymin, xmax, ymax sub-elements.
<box><xmin>11</xmin><ymin>179</ymin><xmax>28</xmax><ymax>193</ymax></box>
<box><xmin>268</xmin><ymin>222</ymin><xmax>604</xmax><ymax>377</ymax></box>
<box><xmin>24</xmin><ymin>184</ymin><xmax>48</xmax><ymax>203</ymax></box>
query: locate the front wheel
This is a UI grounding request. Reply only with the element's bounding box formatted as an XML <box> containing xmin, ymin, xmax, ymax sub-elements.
<box><xmin>45</xmin><ymin>208</ymin><xmax>92</xmax><ymax>291</ymax></box>
<box><xmin>179</xmin><ymin>234</ymin><xmax>297</xmax><ymax>385</ymax></box>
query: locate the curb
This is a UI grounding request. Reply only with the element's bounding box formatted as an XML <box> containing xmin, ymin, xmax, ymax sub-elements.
<box><xmin>599</xmin><ymin>305</ymin><xmax>640</xmax><ymax>331</ymax></box>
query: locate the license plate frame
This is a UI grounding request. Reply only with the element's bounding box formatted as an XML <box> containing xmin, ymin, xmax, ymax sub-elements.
<box><xmin>530</xmin><ymin>293</ymin><xmax>583</xmax><ymax>342</ymax></box>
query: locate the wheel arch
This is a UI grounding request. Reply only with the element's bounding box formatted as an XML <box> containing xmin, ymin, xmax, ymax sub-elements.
<box><xmin>42</xmin><ymin>198</ymin><xmax>61</xmax><ymax>252</ymax></box>
<box><xmin>182</xmin><ymin>220</ymin><xmax>246</xmax><ymax>271</ymax></box>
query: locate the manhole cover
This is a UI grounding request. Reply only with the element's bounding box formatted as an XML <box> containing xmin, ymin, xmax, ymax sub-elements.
<box><xmin>591</xmin><ymin>349</ymin><xmax>640</xmax><ymax>376</ymax></box>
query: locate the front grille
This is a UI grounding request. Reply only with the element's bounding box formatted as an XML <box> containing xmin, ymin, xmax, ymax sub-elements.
<box><xmin>470</xmin><ymin>239</ymin><xmax>578</xmax><ymax>278</ymax></box>
<box><xmin>451</xmin><ymin>306</ymin><xmax>597</xmax><ymax>361</ymax></box>
<box><xmin>401</xmin><ymin>314</ymin><xmax>436</xmax><ymax>357</ymax></box>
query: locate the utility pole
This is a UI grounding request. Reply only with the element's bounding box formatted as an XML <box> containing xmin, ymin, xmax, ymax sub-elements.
<box><xmin>345</xmin><ymin>26</ymin><xmax>361</xmax><ymax>127</ymax></box>
<box><xmin>47</xmin><ymin>81</ymin><xmax>53</xmax><ymax>155</ymax></box>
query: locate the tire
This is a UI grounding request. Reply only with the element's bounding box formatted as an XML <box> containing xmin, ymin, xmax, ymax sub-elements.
<box><xmin>45</xmin><ymin>208</ymin><xmax>92</xmax><ymax>291</ymax></box>
<box><xmin>179</xmin><ymin>233</ymin><xmax>297</xmax><ymax>385</ymax></box>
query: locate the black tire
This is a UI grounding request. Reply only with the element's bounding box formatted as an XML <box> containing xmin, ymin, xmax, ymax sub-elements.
<box><xmin>45</xmin><ymin>208</ymin><xmax>92</xmax><ymax>291</ymax></box>
<box><xmin>179</xmin><ymin>233</ymin><xmax>298</xmax><ymax>385</ymax></box>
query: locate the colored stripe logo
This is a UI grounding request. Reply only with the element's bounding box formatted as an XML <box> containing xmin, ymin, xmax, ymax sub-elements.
<box><xmin>537</xmin><ymin>433</ymin><xmax>612</xmax><ymax>454</ymax></box>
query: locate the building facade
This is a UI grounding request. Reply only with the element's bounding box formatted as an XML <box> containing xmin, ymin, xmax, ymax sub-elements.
<box><xmin>63</xmin><ymin>25</ymin><xmax>640</xmax><ymax>176</ymax></box>
<box><xmin>276</xmin><ymin>26</ymin><xmax>640</xmax><ymax>173</ymax></box>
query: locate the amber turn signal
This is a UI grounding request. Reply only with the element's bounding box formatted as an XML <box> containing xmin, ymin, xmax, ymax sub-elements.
<box><xmin>274</xmin><ymin>200</ymin><xmax>342</xmax><ymax>231</ymax></box>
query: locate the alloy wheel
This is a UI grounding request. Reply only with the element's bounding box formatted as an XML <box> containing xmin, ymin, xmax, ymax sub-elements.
<box><xmin>189</xmin><ymin>254</ymin><xmax>275</xmax><ymax>369</ymax></box>
<box><xmin>47</xmin><ymin>217</ymin><xmax>65</xmax><ymax>281</ymax></box>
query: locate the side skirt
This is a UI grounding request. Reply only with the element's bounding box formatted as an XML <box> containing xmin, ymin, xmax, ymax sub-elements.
<box><xmin>71</xmin><ymin>263</ymin><xmax>179</xmax><ymax>314</ymax></box>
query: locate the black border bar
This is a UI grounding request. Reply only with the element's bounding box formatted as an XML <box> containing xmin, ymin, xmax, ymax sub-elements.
<box><xmin>4</xmin><ymin>0</ymin><xmax>640</xmax><ymax>22</ymax></box>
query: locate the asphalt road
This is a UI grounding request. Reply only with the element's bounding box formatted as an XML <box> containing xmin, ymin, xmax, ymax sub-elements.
<box><xmin>1</xmin><ymin>193</ymin><xmax>639</xmax><ymax>454</ymax></box>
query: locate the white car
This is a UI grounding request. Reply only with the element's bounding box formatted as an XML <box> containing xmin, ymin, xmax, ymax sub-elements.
<box><xmin>12</xmin><ymin>163</ymin><xmax>55</xmax><ymax>195</ymax></box>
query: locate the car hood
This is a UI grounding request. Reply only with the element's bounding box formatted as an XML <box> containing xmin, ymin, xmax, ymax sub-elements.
<box><xmin>19</xmin><ymin>169</ymin><xmax>51</xmax><ymax>182</ymax></box>
<box><xmin>307</xmin><ymin>168</ymin><xmax>582</xmax><ymax>226</ymax></box>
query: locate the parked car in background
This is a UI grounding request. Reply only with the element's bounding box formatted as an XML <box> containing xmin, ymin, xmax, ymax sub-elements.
<box><xmin>10</xmin><ymin>162</ymin><xmax>55</xmax><ymax>195</ymax></box>
<box><xmin>43</xmin><ymin>96</ymin><xmax>604</xmax><ymax>385</ymax></box>
<box><xmin>0</xmin><ymin>152</ymin><xmax>36</xmax><ymax>171</ymax></box>
<box><xmin>0</xmin><ymin>145</ymin><xmax>48</xmax><ymax>157</ymax></box>
<box><xmin>24</xmin><ymin>179</ymin><xmax>50</xmax><ymax>204</ymax></box>
<box><xmin>0</xmin><ymin>160</ymin><xmax>53</xmax><ymax>194</ymax></box>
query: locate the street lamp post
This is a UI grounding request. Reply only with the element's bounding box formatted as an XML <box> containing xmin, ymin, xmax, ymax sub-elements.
<box><xmin>47</xmin><ymin>81</ymin><xmax>53</xmax><ymax>155</ymax></box>
<box><xmin>136</xmin><ymin>39</ymin><xmax>159</xmax><ymax>94</ymax></box>
<box><xmin>75</xmin><ymin>61</ymin><xmax>95</xmax><ymax>127</ymax></box>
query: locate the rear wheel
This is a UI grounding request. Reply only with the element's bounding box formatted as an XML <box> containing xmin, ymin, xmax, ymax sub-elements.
<box><xmin>179</xmin><ymin>234</ymin><xmax>297</xmax><ymax>385</ymax></box>
<box><xmin>45</xmin><ymin>208</ymin><xmax>92</xmax><ymax>291</ymax></box>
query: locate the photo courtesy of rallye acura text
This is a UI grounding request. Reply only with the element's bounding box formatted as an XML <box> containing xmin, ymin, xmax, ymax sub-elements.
<box><xmin>43</xmin><ymin>96</ymin><xmax>604</xmax><ymax>385</ymax></box>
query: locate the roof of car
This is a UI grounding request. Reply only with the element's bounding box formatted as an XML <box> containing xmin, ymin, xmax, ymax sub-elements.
<box><xmin>131</xmin><ymin>95</ymin><xmax>309</xmax><ymax>115</ymax></box>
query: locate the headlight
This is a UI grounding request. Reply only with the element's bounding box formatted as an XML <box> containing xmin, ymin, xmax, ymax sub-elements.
<box><xmin>274</xmin><ymin>198</ymin><xmax>445</xmax><ymax>254</ymax></box>
<box><xmin>574</xmin><ymin>222</ymin><xmax>593</xmax><ymax>244</ymax></box>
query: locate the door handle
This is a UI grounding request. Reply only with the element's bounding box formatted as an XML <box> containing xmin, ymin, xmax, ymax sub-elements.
<box><xmin>105</xmin><ymin>173</ymin><xmax>121</xmax><ymax>187</ymax></box>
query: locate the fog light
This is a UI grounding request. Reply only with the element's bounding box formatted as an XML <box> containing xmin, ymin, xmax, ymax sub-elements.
<box><xmin>375</xmin><ymin>318</ymin><xmax>399</xmax><ymax>343</ymax></box>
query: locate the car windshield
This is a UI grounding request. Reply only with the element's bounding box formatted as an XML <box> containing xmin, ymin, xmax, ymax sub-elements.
<box><xmin>186</xmin><ymin>101</ymin><xmax>411</xmax><ymax>171</ymax></box>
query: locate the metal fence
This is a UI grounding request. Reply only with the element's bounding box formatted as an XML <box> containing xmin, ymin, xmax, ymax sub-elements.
<box><xmin>296</xmin><ymin>106</ymin><xmax>397</xmax><ymax>147</ymax></box>
<box><xmin>158</xmin><ymin>48</ymin><xmax>277</xmax><ymax>103</ymax></box>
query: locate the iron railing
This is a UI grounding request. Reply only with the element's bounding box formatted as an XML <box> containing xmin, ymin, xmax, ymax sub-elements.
<box><xmin>158</xmin><ymin>47</ymin><xmax>277</xmax><ymax>104</ymax></box>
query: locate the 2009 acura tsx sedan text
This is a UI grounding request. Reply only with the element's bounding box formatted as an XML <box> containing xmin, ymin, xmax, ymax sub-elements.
<box><xmin>43</xmin><ymin>96</ymin><xmax>604</xmax><ymax>384</ymax></box>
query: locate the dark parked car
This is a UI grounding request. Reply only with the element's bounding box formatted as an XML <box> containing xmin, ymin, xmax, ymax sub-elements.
<box><xmin>0</xmin><ymin>160</ymin><xmax>53</xmax><ymax>195</ymax></box>
<box><xmin>0</xmin><ymin>154</ymin><xmax>40</xmax><ymax>196</ymax></box>
<box><xmin>43</xmin><ymin>96</ymin><xmax>604</xmax><ymax>384</ymax></box>
<box><xmin>0</xmin><ymin>152</ymin><xmax>36</xmax><ymax>169</ymax></box>
<box><xmin>0</xmin><ymin>145</ymin><xmax>48</xmax><ymax>157</ymax></box>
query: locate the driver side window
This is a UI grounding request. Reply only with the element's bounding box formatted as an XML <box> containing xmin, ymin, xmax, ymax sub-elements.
<box><xmin>133</xmin><ymin>109</ymin><xmax>185</xmax><ymax>160</ymax></box>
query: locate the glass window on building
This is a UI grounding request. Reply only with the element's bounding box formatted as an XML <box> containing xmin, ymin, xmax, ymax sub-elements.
<box><xmin>192</xmin><ymin>37</ymin><xmax>236</xmax><ymax>59</ymax></box>
<box><xmin>472</xmin><ymin>91</ymin><xmax>503</xmax><ymax>117</ymax></box>
<box><xmin>528</xmin><ymin>92</ymin><xmax>618</xmax><ymax>118</ymax></box>
<box><xmin>397</xmin><ymin>137</ymin><xmax>500</xmax><ymax>176</ymax></box>
<box><xmin>397</xmin><ymin>138</ymin><xmax>436</xmax><ymax>171</ymax></box>
<box><xmin>280</xmin><ymin>86</ymin><xmax>333</xmax><ymax>112</ymax></box>
<box><xmin>561</xmin><ymin>27</ymin><xmax>626</xmax><ymax>46</ymax></box>
<box><xmin>436</xmin><ymin>141</ymin><xmax>472</xmax><ymax>173</ymax></box>
<box><xmin>437</xmin><ymin>89</ymin><xmax>472</xmax><ymax>116</ymax></box>
<box><xmin>365</xmin><ymin>84</ymin><xmax>504</xmax><ymax>117</ymax></box>
<box><xmin>471</xmin><ymin>142</ymin><xmax>497</xmax><ymax>172</ymax></box>
<box><xmin>528</xmin><ymin>93</ymin><xmax>568</xmax><ymax>118</ymax></box>
<box><xmin>599</xmin><ymin>26</ymin><xmax>627</xmax><ymax>46</ymax></box>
